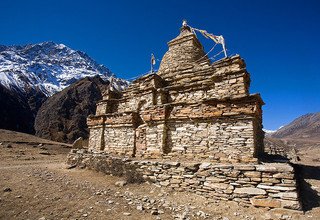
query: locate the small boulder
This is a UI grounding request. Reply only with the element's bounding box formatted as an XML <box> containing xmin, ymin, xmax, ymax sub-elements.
<box><xmin>3</xmin><ymin>187</ymin><xmax>12</xmax><ymax>192</ymax></box>
<box><xmin>136</xmin><ymin>205</ymin><xmax>144</xmax><ymax>211</ymax></box>
<box><xmin>115</xmin><ymin>180</ymin><xmax>127</xmax><ymax>187</ymax></box>
<box><xmin>123</xmin><ymin>212</ymin><xmax>131</xmax><ymax>216</ymax></box>
<box><xmin>108</xmin><ymin>200</ymin><xmax>114</xmax><ymax>204</ymax></box>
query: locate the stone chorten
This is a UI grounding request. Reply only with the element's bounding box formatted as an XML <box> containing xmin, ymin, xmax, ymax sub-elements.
<box><xmin>87</xmin><ymin>22</ymin><xmax>265</xmax><ymax>163</ymax></box>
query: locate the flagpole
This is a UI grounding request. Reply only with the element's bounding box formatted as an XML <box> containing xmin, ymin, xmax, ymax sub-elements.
<box><xmin>151</xmin><ymin>53</ymin><xmax>155</xmax><ymax>74</ymax></box>
<box><xmin>151</xmin><ymin>54</ymin><xmax>153</xmax><ymax>74</ymax></box>
<box><xmin>222</xmin><ymin>41</ymin><xmax>227</xmax><ymax>58</ymax></box>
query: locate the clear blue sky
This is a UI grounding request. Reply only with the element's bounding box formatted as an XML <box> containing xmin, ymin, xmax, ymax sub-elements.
<box><xmin>1</xmin><ymin>0</ymin><xmax>319</xmax><ymax>130</ymax></box>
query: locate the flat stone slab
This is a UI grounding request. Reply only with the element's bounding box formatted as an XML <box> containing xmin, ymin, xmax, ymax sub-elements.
<box><xmin>256</xmin><ymin>163</ymin><xmax>293</xmax><ymax>172</ymax></box>
<box><xmin>199</xmin><ymin>162</ymin><xmax>211</xmax><ymax>169</ymax></box>
<box><xmin>234</xmin><ymin>187</ymin><xmax>266</xmax><ymax>195</ymax></box>
<box><xmin>250</xmin><ymin>198</ymin><xmax>281</xmax><ymax>208</ymax></box>
<box><xmin>257</xmin><ymin>184</ymin><xmax>296</xmax><ymax>191</ymax></box>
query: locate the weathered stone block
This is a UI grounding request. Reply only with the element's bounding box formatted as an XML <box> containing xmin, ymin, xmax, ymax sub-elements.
<box><xmin>234</xmin><ymin>187</ymin><xmax>266</xmax><ymax>195</ymax></box>
<box><xmin>170</xmin><ymin>179</ymin><xmax>182</xmax><ymax>184</ymax></box>
<box><xmin>206</xmin><ymin>177</ymin><xmax>226</xmax><ymax>183</ymax></box>
<box><xmin>280</xmin><ymin>200</ymin><xmax>301</xmax><ymax>210</ymax></box>
<box><xmin>250</xmin><ymin>198</ymin><xmax>281</xmax><ymax>208</ymax></box>
<box><xmin>160</xmin><ymin>181</ymin><xmax>170</xmax><ymax>186</ymax></box>
<box><xmin>243</xmin><ymin>171</ymin><xmax>261</xmax><ymax>178</ymax></box>
<box><xmin>261</xmin><ymin>177</ymin><xmax>280</xmax><ymax>184</ymax></box>
<box><xmin>273</xmin><ymin>192</ymin><xmax>299</xmax><ymax>199</ymax></box>
<box><xmin>234</xmin><ymin>165</ymin><xmax>256</xmax><ymax>171</ymax></box>
<box><xmin>257</xmin><ymin>184</ymin><xmax>296</xmax><ymax>191</ymax></box>
<box><xmin>272</xmin><ymin>173</ymin><xmax>295</xmax><ymax>179</ymax></box>
<box><xmin>256</xmin><ymin>164</ymin><xmax>294</xmax><ymax>172</ymax></box>
<box><xmin>203</xmin><ymin>182</ymin><xmax>229</xmax><ymax>190</ymax></box>
<box><xmin>199</xmin><ymin>162</ymin><xmax>211</xmax><ymax>169</ymax></box>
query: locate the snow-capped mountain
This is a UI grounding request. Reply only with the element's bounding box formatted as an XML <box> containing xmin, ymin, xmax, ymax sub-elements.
<box><xmin>0</xmin><ymin>41</ymin><xmax>129</xmax><ymax>134</ymax></box>
<box><xmin>0</xmin><ymin>41</ymin><xmax>128</xmax><ymax>96</ymax></box>
<box><xmin>263</xmin><ymin>129</ymin><xmax>277</xmax><ymax>134</ymax></box>
<box><xmin>263</xmin><ymin>126</ymin><xmax>284</xmax><ymax>137</ymax></box>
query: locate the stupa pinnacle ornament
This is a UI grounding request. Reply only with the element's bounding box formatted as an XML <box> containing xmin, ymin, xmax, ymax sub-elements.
<box><xmin>182</xmin><ymin>19</ymin><xmax>187</xmax><ymax>27</ymax></box>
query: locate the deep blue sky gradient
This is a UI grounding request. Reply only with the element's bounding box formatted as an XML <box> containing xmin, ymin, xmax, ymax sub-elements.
<box><xmin>1</xmin><ymin>0</ymin><xmax>319</xmax><ymax>130</ymax></box>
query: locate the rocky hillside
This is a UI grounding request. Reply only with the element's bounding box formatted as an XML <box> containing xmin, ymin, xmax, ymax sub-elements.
<box><xmin>271</xmin><ymin>112</ymin><xmax>320</xmax><ymax>140</ymax></box>
<box><xmin>0</xmin><ymin>84</ymin><xmax>36</xmax><ymax>133</ymax></box>
<box><xmin>0</xmin><ymin>42</ymin><xmax>128</xmax><ymax>134</ymax></box>
<box><xmin>34</xmin><ymin>76</ymin><xmax>108</xmax><ymax>143</ymax></box>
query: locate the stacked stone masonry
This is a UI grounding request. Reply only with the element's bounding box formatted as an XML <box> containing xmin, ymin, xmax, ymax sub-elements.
<box><xmin>79</xmin><ymin>22</ymin><xmax>302</xmax><ymax>210</ymax></box>
<box><xmin>67</xmin><ymin>151</ymin><xmax>301</xmax><ymax>210</ymax></box>
<box><xmin>87</xmin><ymin>24</ymin><xmax>264</xmax><ymax>162</ymax></box>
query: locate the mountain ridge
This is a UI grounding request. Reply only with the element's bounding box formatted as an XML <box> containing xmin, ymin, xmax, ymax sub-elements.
<box><xmin>0</xmin><ymin>41</ymin><xmax>129</xmax><ymax>134</ymax></box>
<box><xmin>271</xmin><ymin>112</ymin><xmax>320</xmax><ymax>140</ymax></box>
<box><xmin>0</xmin><ymin>41</ymin><xmax>128</xmax><ymax>96</ymax></box>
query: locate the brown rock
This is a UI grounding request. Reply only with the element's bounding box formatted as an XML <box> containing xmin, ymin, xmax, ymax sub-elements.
<box><xmin>243</xmin><ymin>171</ymin><xmax>261</xmax><ymax>178</ymax></box>
<box><xmin>250</xmin><ymin>198</ymin><xmax>281</xmax><ymax>208</ymax></box>
<box><xmin>234</xmin><ymin>165</ymin><xmax>256</xmax><ymax>171</ymax></box>
<box><xmin>206</xmin><ymin>177</ymin><xmax>226</xmax><ymax>183</ymax></box>
<box><xmin>280</xmin><ymin>200</ymin><xmax>301</xmax><ymax>210</ymax></box>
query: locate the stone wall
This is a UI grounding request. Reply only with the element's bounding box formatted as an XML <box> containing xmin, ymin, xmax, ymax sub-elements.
<box><xmin>88</xmin><ymin>127</ymin><xmax>104</xmax><ymax>151</ymax></box>
<box><xmin>117</xmin><ymin>92</ymin><xmax>154</xmax><ymax>113</ymax></box>
<box><xmin>144</xmin><ymin>123</ymin><xmax>166</xmax><ymax>157</ymax></box>
<box><xmin>104</xmin><ymin>125</ymin><xmax>135</xmax><ymax>155</ymax></box>
<box><xmin>67</xmin><ymin>151</ymin><xmax>301</xmax><ymax>211</ymax></box>
<box><xmin>87</xmin><ymin>95</ymin><xmax>264</xmax><ymax>163</ymax></box>
<box><xmin>166</xmin><ymin>63</ymin><xmax>249</xmax><ymax>102</ymax></box>
<box><xmin>165</xmin><ymin>119</ymin><xmax>256</xmax><ymax>163</ymax></box>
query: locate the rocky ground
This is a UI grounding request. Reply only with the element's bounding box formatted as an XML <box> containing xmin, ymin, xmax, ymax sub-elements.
<box><xmin>0</xmin><ymin>129</ymin><xmax>319</xmax><ymax>220</ymax></box>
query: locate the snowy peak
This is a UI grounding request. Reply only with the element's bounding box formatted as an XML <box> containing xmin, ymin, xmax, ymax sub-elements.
<box><xmin>0</xmin><ymin>42</ymin><xmax>128</xmax><ymax>96</ymax></box>
<box><xmin>263</xmin><ymin>129</ymin><xmax>277</xmax><ymax>134</ymax></box>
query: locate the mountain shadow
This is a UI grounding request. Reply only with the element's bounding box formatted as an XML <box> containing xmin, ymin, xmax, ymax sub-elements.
<box><xmin>35</xmin><ymin>76</ymin><xmax>108</xmax><ymax>143</ymax></box>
